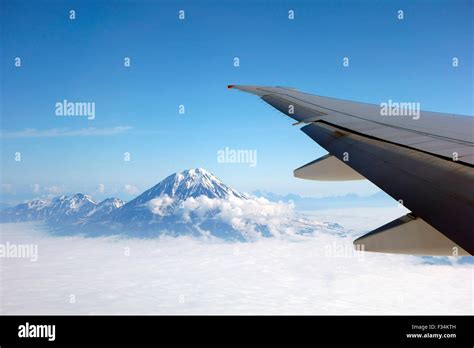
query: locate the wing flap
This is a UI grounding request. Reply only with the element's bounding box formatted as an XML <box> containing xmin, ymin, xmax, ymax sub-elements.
<box><xmin>294</xmin><ymin>154</ymin><xmax>365</xmax><ymax>181</ymax></box>
<box><xmin>354</xmin><ymin>214</ymin><xmax>470</xmax><ymax>256</ymax></box>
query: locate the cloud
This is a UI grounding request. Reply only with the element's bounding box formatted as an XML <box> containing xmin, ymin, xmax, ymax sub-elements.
<box><xmin>0</xmin><ymin>126</ymin><xmax>132</xmax><ymax>138</ymax></box>
<box><xmin>31</xmin><ymin>184</ymin><xmax>41</xmax><ymax>194</ymax></box>
<box><xmin>181</xmin><ymin>195</ymin><xmax>298</xmax><ymax>237</ymax></box>
<box><xmin>148</xmin><ymin>195</ymin><xmax>175</xmax><ymax>216</ymax></box>
<box><xmin>0</xmin><ymin>222</ymin><xmax>471</xmax><ymax>315</ymax></box>
<box><xmin>123</xmin><ymin>184</ymin><xmax>139</xmax><ymax>195</ymax></box>
<box><xmin>97</xmin><ymin>184</ymin><xmax>105</xmax><ymax>194</ymax></box>
<box><xmin>147</xmin><ymin>194</ymin><xmax>325</xmax><ymax>239</ymax></box>
<box><xmin>45</xmin><ymin>186</ymin><xmax>63</xmax><ymax>194</ymax></box>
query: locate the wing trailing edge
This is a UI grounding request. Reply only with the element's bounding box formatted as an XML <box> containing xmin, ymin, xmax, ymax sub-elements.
<box><xmin>354</xmin><ymin>214</ymin><xmax>470</xmax><ymax>256</ymax></box>
<box><xmin>294</xmin><ymin>154</ymin><xmax>364</xmax><ymax>181</ymax></box>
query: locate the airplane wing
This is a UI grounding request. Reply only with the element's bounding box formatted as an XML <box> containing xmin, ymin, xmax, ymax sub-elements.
<box><xmin>229</xmin><ymin>85</ymin><xmax>474</xmax><ymax>256</ymax></box>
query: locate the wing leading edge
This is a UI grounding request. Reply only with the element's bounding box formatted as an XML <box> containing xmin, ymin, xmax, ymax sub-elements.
<box><xmin>229</xmin><ymin>85</ymin><xmax>474</xmax><ymax>256</ymax></box>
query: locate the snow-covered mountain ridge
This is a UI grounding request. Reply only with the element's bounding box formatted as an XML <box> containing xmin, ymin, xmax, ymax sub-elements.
<box><xmin>0</xmin><ymin>168</ymin><xmax>344</xmax><ymax>240</ymax></box>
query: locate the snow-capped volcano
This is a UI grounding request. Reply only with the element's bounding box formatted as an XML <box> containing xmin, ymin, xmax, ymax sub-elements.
<box><xmin>109</xmin><ymin>168</ymin><xmax>247</xmax><ymax>228</ymax></box>
<box><xmin>129</xmin><ymin>168</ymin><xmax>246</xmax><ymax>204</ymax></box>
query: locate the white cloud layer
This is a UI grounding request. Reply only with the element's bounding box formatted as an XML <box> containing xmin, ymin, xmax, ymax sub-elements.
<box><xmin>181</xmin><ymin>195</ymin><xmax>301</xmax><ymax>238</ymax></box>
<box><xmin>147</xmin><ymin>195</ymin><xmax>328</xmax><ymax>239</ymax></box>
<box><xmin>1</xmin><ymin>221</ymin><xmax>471</xmax><ymax>315</ymax></box>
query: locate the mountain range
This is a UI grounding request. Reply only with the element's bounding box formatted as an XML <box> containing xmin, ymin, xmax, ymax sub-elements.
<box><xmin>0</xmin><ymin>168</ymin><xmax>343</xmax><ymax>240</ymax></box>
<box><xmin>0</xmin><ymin>193</ymin><xmax>125</xmax><ymax>224</ymax></box>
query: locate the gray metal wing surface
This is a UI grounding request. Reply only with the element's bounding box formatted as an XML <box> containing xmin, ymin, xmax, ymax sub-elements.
<box><xmin>229</xmin><ymin>85</ymin><xmax>474</xmax><ymax>256</ymax></box>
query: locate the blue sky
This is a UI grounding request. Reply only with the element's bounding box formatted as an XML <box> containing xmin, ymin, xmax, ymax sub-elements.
<box><xmin>1</xmin><ymin>0</ymin><xmax>472</xmax><ymax>203</ymax></box>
